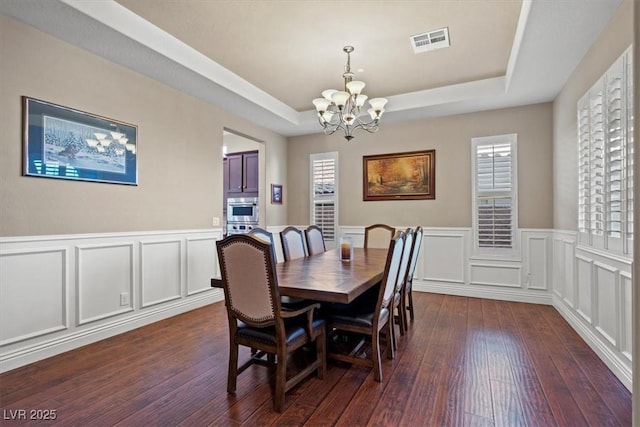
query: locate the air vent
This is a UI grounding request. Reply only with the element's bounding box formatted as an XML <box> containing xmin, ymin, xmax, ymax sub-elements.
<box><xmin>410</xmin><ymin>27</ymin><xmax>450</xmax><ymax>54</ymax></box>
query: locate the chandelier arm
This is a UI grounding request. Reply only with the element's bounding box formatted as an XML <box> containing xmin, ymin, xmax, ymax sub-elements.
<box><xmin>348</xmin><ymin>121</ymin><xmax>380</xmax><ymax>135</ymax></box>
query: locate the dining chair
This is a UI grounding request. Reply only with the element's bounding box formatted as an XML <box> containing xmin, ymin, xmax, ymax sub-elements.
<box><xmin>364</xmin><ymin>224</ymin><xmax>396</xmax><ymax>249</ymax></box>
<box><xmin>404</xmin><ymin>226</ymin><xmax>423</xmax><ymax>323</ymax></box>
<box><xmin>304</xmin><ymin>225</ymin><xmax>326</xmax><ymax>256</ymax></box>
<box><xmin>392</xmin><ymin>228</ymin><xmax>413</xmax><ymax>346</ymax></box>
<box><xmin>324</xmin><ymin>231</ymin><xmax>405</xmax><ymax>382</ymax></box>
<box><xmin>248</xmin><ymin>227</ymin><xmax>277</xmax><ymax>261</ymax></box>
<box><xmin>250</xmin><ymin>227</ymin><xmax>307</xmax><ymax>309</ymax></box>
<box><xmin>280</xmin><ymin>226</ymin><xmax>307</xmax><ymax>261</ymax></box>
<box><xmin>247</xmin><ymin>227</ymin><xmax>273</xmax><ymax>244</ymax></box>
<box><xmin>216</xmin><ymin>234</ymin><xmax>326</xmax><ymax>412</ymax></box>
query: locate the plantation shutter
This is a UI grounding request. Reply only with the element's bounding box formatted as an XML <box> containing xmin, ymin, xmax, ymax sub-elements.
<box><xmin>624</xmin><ymin>50</ymin><xmax>633</xmax><ymax>241</ymax></box>
<box><xmin>606</xmin><ymin>70</ymin><xmax>623</xmax><ymax>239</ymax></box>
<box><xmin>578</xmin><ymin>96</ymin><xmax>591</xmax><ymax>234</ymax></box>
<box><xmin>589</xmin><ymin>85</ymin><xmax>605</xmax><ymax>236</ymax></box>
<box><xmin>310</xmin><ymin>153</ymin><xmax>338</xmax><ymax>241</ymax></box>
<box><xmin>576</xmin><ymin>47</ymin><xmax>633</xmax><ymax>253</ymax></box>
<box><xmin>472</xmin><ymin>135</ymin><xmax>517</xmax><ymax>252</ymax></box>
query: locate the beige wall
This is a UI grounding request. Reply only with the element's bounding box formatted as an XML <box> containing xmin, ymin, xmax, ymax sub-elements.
<box><xmin>552</xmin><ymin>0</ymin><xmax>634</xmax><ymax>231</ymax></box>
<box><xmin>0</xmin><ymin>15</ymin><xmax>287</xmax><ymax>237</ymax></box>
<box><xmin>287</xmin><ymin>103</ymin><xmax>553</xmax><ymax>229</ymax></box>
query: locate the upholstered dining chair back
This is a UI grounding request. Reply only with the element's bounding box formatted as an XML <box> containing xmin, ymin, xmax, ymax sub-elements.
<box><xmin>391</xmin><ymin>228</ymin><xmax>414</xmax><ymax>340</ymax></box>
<box><xmin>364</xmin><ymin>224</ymin><xmax>396</xmax><ymax>249</ymax></box>
<box><xmin>378</xmin><ymin>231</ymin><xmax>406</xmax><ymax>314</ymax></box>
<box><xmin>404</xmin><ymin>226</ymin><xmax>423</xmax><ymax>322</ymax></box>
<box><xmin>248</xmin><ymin>227</ymin><xmax>278</xmax><ymax>263</ymax></box>
<box><xmin>304</xmin><ymin>225</ymin><xmax>326</xmax><ymax>256</ymax></box>
<box><xmin>217</xmin><ymin>234</ymin><xmax>278</xmax><ymax>325</ymax></box>
<box><xmin>248</xmin><ymin>227</ymin><xmax>274</xmax><ymax>245</ymax></box>
<box><xmin>396</xmin><ymin>228</ymin><xmax>414</xmax><ymax>295</ymax></box>
<box><xmin>280</xmin><ymin>226</ymin><xmax>307</xmax><ymax>261</ymax></box>
<box><xmin>407</xmin><ymin>226</ymin><xmax>423</xmax><ymax>284</ymax></box>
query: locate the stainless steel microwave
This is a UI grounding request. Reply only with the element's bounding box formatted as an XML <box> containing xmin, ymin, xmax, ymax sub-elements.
<box><xmin>227</xmin><ymin>197</ymin><xmax>259</xmax><ymax>224</ymax></box>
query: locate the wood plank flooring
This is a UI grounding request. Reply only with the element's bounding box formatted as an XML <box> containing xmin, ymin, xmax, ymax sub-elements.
<box><xmin>0</xmin><ymin>293</ymin><xmax>632</xmax><ymax>426</ymax></box>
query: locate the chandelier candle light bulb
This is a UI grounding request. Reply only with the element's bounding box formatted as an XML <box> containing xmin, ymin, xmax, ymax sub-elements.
<box><xmin>312</xmin><ymin>46</ymin><xmax>387</xmax><ymax>141</ymax></box>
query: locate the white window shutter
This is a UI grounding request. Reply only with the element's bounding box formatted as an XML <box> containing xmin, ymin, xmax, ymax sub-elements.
<box><xmin>578</xmin><ymin>95</ymin><xmax>591</xmax><ymax>234</ymax></box>
<box><xmin>577</xmin><ymin>47</ymin><xmax>633</xmax><ymax>254</ymax></box>
<box><xmin>310</xmin><ymin>153</ymin><xmax>338</xmax><ymax>241</ymax></box>
<box><xmin>472</xmin><ymin>135</ymin><xmax>517</xmax><ymax>253</ymax></box>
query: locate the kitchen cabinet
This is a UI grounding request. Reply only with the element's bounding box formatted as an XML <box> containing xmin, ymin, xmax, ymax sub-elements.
<box><xmin>225</xmin><ymin>150</ymin><xmax>258</xmax><ymax>196</ymax></box>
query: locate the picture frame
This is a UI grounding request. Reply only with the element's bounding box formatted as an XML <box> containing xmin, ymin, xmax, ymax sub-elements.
<box><xmin>271</xmin><ymin>184</ymin><xmax>283</xmax><ymax>204</ymax></box>
<box><xmin>22</xmin><ymin>97</ymin><xmax>138</xmax><ymax>185</ymax></box>
<box><xmin>363</xmin><ymin>149</ymin><xmax>435</xmax><ymax>201</ymax></box>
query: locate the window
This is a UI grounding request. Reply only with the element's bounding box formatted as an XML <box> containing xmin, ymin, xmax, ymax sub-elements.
<box><xmin>577</xmin><ymin>46</ymin><xmax>633</xmax><ymax>253</ymax></box>
<box><xmin>310</xmin><ymin>152</ymin><xmax>338</xmax><ymax>242</ymax></box>
<box><xmin>472</xmin><ymin>134</ymin><xmax>518</xmax><ymax>255</ymax></box>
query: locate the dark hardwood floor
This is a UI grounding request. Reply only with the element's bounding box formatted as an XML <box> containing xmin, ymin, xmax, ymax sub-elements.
<box><xmin>0</xmin><ymin>293</ymin><xmax>632</xmax><ymax>426</ymax></box>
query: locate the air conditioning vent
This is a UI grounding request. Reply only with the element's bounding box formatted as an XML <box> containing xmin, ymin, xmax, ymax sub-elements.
<box><xmin>410</xmin><ymin>27</ymin><xmax>450</xmax><ymax>54</ymax></box>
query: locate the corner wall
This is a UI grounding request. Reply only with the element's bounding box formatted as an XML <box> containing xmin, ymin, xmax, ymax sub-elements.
<box><xmin>552</xmin><ymin>0</ymin><xmax>633</xmax><ymax>231</ymax></box>
<box><xmin>550</xmin><ymin>0</ymin><xmax>634</xmax><ymax>394</ymax></box>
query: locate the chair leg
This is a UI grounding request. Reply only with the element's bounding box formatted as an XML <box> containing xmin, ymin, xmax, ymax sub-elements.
<box><xmin>400</xmin><ymin>292</ymin><xmax>409</xmax><ymax>330</ymax></box>
<box><xmin>407</xmin><ymin>282</ymin><xmax>415</xmax><ymax>322</ymax></box>
<box><xmin>227</xmin><ymin>342</ymin><xmax>239</xmax><ymax>393</ymax></box>
<box><xmin>398</xmin><ymin>302</ymin><xmax>406</xmax><ymax>335</ymax></box>
<box><xmin>388</xmin><ymin>312</ymin><xmax>397</xmax><ymax>352</ymax></box>
<box><xmin>316</xmin><ymin>328</ymin><xmax>326</xmax><ymax>380</ymax></box>
<box><xmin>274</xmin><ymin>351</ymin><xmax>287</xmax><ymax>412</ymax></box>
<box><xmin>372</xmin><ymin>328</ymin><xmax>383</xmax><ymax>382</ymax></box>
<box><xmin>386</xmin><ymin>319</ymin><xmax>395</xmax><ymax>360</ymax></box>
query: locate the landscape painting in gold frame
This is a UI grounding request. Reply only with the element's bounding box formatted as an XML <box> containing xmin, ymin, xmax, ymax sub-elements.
<box><xmin>363</xmin><ymin>150</ymin><xmax>435</xmax><ymax>201</ymax></box>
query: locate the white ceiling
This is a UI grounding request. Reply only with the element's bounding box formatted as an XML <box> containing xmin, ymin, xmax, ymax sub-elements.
<box><xmin>0</xmin><ymin>0</ymin><xmax>624</xmax><ymax>137</ymax></box>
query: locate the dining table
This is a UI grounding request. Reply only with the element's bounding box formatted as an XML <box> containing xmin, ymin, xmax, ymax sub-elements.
<box><xmin>211</xmin><ymin>247</ymin><xmax>388</xmax><ymax>304</ymax></box>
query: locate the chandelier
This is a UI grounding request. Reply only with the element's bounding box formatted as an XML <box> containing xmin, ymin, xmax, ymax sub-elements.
<box><xmin>312</xmin><ymin>46</ymin><xmax>388</xmax><ymax>141</ymax></box>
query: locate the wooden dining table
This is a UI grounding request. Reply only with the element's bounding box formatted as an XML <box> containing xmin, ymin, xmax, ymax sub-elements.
<box><xmin>211</xmin><ymin>247</ymin><xmax>388</xmax><ymax>304</ymax></box>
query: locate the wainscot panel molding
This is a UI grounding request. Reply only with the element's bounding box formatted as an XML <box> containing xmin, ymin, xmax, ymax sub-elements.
<box><xmin>340</xmin><ymin>226</ymin><xmax>632</xmax><ymax>390</ymax></box>
<box><xmin>0</xmin><ymin>229</ymin><xmax>224</xmax><ymax>373</ymax></box>
<box><xmin>77</xmin><ymin>242</ymin><xmax>134</xmax><ymax>325</ymax></box>
<box><xmin>0</xmin><ymin>247</ymin><xmax>68</xmax><ymax>346</ymax></box>
<box><xmin>1</xmin><ymin>226</ymin><xmax>632</xmax><ymax>391</ymax></box>
<box><xmin>552</xmin><ymin>230</ymin><xmax>633</xmax><ymax>391</ymax></box>
<box><xmin>339</xmin><ymin>227</ymin><xmax>552</xmax><ymax>305</ymax></box>
<box><xmin>140</xmin><ymin>239</ymin><xmax>182</xmax><ymax>308</ymax></box>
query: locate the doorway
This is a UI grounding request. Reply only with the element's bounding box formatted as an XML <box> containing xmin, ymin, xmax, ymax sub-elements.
<box><xmin>222</xmin><ymin>130</ymin><xmax>263</xmax><ymax>235</ymax></box>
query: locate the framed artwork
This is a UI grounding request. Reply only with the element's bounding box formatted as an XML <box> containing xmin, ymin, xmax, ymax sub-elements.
<box><xmin>363</xmin><ymin>149</ymin><xmax>435</xmax><ymax>201</ymax></box>
<box><xmin>23</xmin><ymin>97</ymin><xmax>138</xmax><ymax>185</ymax></box>
<box><xmin>271</xmin><ymin>184</ymin><xmax>283</xmax><ymax>204</ymax></box>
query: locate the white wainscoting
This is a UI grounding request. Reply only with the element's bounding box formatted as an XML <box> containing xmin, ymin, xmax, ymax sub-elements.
<box><xmin>1</xmin><ymin>226</ymin><xmax>633</xmax><ymax>392</ymax></box>
<box><xmin>552</xmin><ymin>230</ymin><xmax>633</xmax><ymax>390</ymax></box>
<box><xmin>341</xmin><ymin>226</ymin><xmax>632</xmax><ymax>390</ymax></box>
<box><xmin>339</xmin><ymin>226</ymin><xmax>553</xmax><ymax>304</ymax></box>
<box><xmin>0</xmin><ymin>229</ymin><xmax>224</xmax><ymax>373</ymax></box>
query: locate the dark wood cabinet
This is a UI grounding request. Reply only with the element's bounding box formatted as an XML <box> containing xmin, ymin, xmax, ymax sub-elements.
<box><xmin>224</xmin><ymin>150</ymin><xmax>258</xmax><ymax>197</ymax></box>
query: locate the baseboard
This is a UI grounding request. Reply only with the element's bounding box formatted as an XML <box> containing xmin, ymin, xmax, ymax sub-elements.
<box><xmin>415</xmin><ymin>280</ymin><xmax>553</xmax><ymax>305</ymax></box>
<box><xmin>0</xmin><ymin>289</ymin><xmax>225</xmax><ymax>373</ymax></box>
<box><xmin>552</xmin><ymin>294</ymin><xmax>632</xmax><ymax>391</ymax></box>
